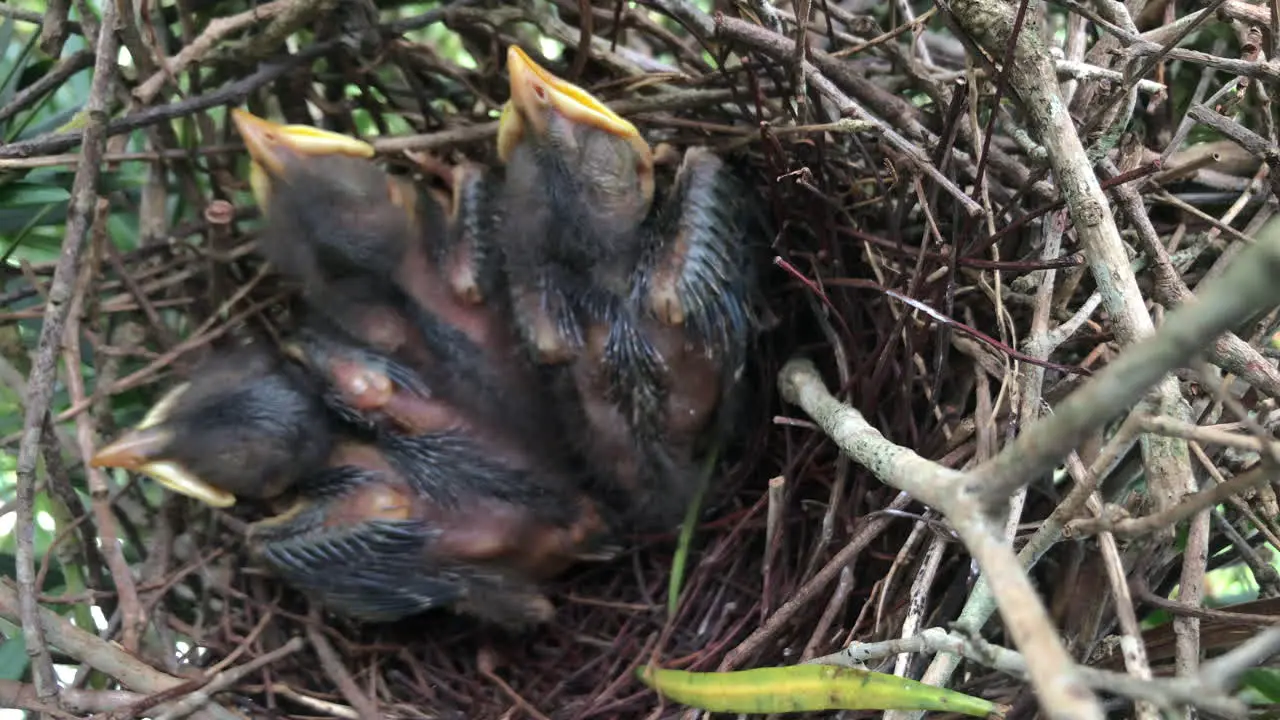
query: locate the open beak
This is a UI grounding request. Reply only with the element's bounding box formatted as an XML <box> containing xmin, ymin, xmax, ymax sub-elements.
<box><xmin>498</xmin><ymin>45</ymin><xmax>647</xmax><ymax>163</ymax></box>
<box><xmin>90</xmin><ymin>384</ymin><xmax>237</xmax><ymax>508</ymax></box>
<box><xmin>230</xmin><ymin>109</ymin><xmax>375</xmax><ymax>207</ymax></box>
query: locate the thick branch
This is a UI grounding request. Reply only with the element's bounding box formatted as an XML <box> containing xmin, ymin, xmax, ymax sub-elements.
<box><xmin>971</xmin><ymin>218</ymin><xmax>1280</xmax><ymax>503</ymax></box>
<box><xmin>780</xmin><ymin>358</ymin><xmax>1102</xmax><ymax>720</ymax></box>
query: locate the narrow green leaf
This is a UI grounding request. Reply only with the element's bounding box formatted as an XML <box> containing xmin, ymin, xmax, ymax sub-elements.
<box><xmin>0</xmin><ymin>12</ymin><xmax>21</xmax><ymax>103</ymax></box>
<box><xmin>638</xmin><ymin>664</ymin><xmax>1004</xmax><ymax>717</ymax></box>
<box><xmin>0</xmin><ymin>634</ymin><xmax>30</xmax><ymax>682</ymax></box>
<box><xmin>1243</xmin><ymin>667</ymin><xmax>1280</xmax><ymax>703</ymax></box>
<box><xmin>1</xmin><ymin>182</ymin><xmax>72</xmax><ymax>206</ymax></box>
<box><xmin>667</xmin><ymin>444</ymin><xmax>717</xmax><ymax>615</ymax></box>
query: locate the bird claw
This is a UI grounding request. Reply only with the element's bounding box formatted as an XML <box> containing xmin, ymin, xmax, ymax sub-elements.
<box><xmin>644</xmin><ymin>230</ymin><xmax>690</xmax><ymax>327</ymax></box>
<box><xmin>443</xmin><ymin>163</ymin><xmax>501</xmax><ymax>306</ymax></box>
<box><xmin>445</xmin><ymin>245</ymin><xmax>485</xmax><ymax>305</ymax></box>
<box><xmin>641</xmin><ymin>146</ymin><xmax>756</xmax><ymax>359</ymax></box>
<box><xmin>514</xmin><ymin>287</ymin><xmax>581</xmax><ymax>365</ymax></box>
<box><xmin>327</xmin><ymin>356</ymin><xmax>396</xmax><ymax>413</ymax></box>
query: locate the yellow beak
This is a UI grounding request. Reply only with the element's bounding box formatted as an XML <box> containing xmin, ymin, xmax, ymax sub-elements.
<box><xmin>90</xmin><ymin>384</ymin><xmax>237</xmax><ymax>508</ymax></box>
<box><xmin>230</xmin><ymin>109</ymin><xmax>376</xmax><ymax>208</ymax></box>
<box><xmin>497</xmin><ymin>45</ymin><xmax>649</xmax><ymax>164</ymax></box>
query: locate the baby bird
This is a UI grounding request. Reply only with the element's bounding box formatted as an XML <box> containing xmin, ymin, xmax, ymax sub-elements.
<box><xmin>495</xmin><ymin>45</ymin><xmax>655</xmax><ymax>365</ymax></box>
<box><xmin>90</xmin><ymin>344</ymin><xmax>333</xmax><ymax>507</ymax></box>
<box><xmin>495</xmin><ymin>47</ymin><xmax>757</xmax><ymax>531</ymax></box>
<box><xmin>249</xmin><ymin>432</ymin><xmax>611</xmax><ymax>627</ymax></box>
<box><xmin>231</xmin><ymin>109</ymin><xmax>552</xmax><ymax>444</ymax></box>
<box><xmin>94</xmin><ymin>340</ymin><xmax>610</xmax><ymax>627</ymax></box>
<box><xmin>230</xmin><ymin>110</ymin><xmax>617</xmax><ymax>621</ymax></box>
<box><xmin>231</xmin><ymin>109</ymin><xmax>494</xmax><ymax>317</ymax></box>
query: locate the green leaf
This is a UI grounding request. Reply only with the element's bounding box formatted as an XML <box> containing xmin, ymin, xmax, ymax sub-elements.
<box><xmin>0</xmin><ymin>13</ymin><xmax>25</xmax><ymax>108</ymax></box>
<box><xmin>1</xmin><ymin>182</ymin><xmax>71</xmax><ymax>206</ymax></box>
<box><xmin>0</xmin><ymin>634</ymin><xmax>30</xmax><ymax>682</ymax></box>
<box><xmin>667</xmin><ymin>444</ymin><xmax>717</xmax><ymax>615</ymax></box>
<box><xmin>637</xmin><ymin>664</ymin><xmax>1003</xmax><ymax>717</ymax></box>
<box><xmin>1242</xmin><ymin>667</ymin><xmax>1280</xmax><ymax>704</ymax></box>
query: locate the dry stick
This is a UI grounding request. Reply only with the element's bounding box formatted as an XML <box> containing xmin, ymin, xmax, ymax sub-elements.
<box><xmin>1102</xmin><ymin>159</ymin><xmax>1280</xmax><ymax>399</ymax></box>
<box><xmin>1067</xmin><ymin>464</ymin><xmax>1275</xmax><ymax>539</ymax></box>
<box><xmin>1071</xmin><ymin>454</ymin><xmax>1158</xmax><ymax>720</ymax></box>
<box><xmin>800</xmin><ymin>565</ymin><xmax>855</xmax><ymax>662</ymax></box>
<box><xmin>1155</xmin><ymin>191</ymin><xmax>1256</xmax><ymax>244</ymax></box>
<box><xmin>1209</xmin><ymin>504</ymin><xmax>1280</xmax><ymax>597</ymax></box>
<box><xmin>712</xmin><ymin>14</ymin><xmax>986</xmax><ymax>218</ymax></box>
<box><xmin>761</xmin><ymin>475</ymin><xmax>786</xmax><ymax>615</ymax></box>
<box><xmin>955</xmin><ymin>0</ymin><xmax>1200</xmax><ymax>524</ymax></box>
<box><xmin>37</xmin><ymin>0</ymin><xmax>71</xmax><ymax>54</ymax></box>
<box><xmin>903</xmin><ymin>217</ymin><xmax>1280</xmax><ymax>710</ymax></box>
<box><xmin>929</xmin><ymin>210</ymin><xmax>1072</xmax><ymax>720</ymax></box>
<box><xmin>1135</xmin><ymin>587</ymin><xmax>1280</xmax><ymax>627</ymax></box>
<box><xmin>790</xmin><ymin>0</ymin><xmax>811</xmax><ymax>120</ymax></box>
<box><xmin>1100</xmin><ymin>147</ymin><xmax>1218</xmax><ymax>682</ymax></box>
<box><xmin>0</xmin><ymin>582</ymin><xmax>238</xmax><ymax>720</ymax></box>
<box><xmin>718</xmin><ymin>493</ymin><xmax>912</xmax><ymax>671</ymax></box>
<box><xmin>804</xmin><ymin>289</ymin><xmax>854</xmax><ymax>572</ymax></box>
<box><xmin>779</xmin><ymin>359</ymin><xmax>1102</xmax><ymax>720</ymax></box>
<box><xmin>61</xmin><ymin>200</ymin><xmax>144</xmax><ymax>653</ymax></box>
<box><xmin>967</xmin><ymin>229</ymin><xmax>1280</xmax><ymax>503</ymax></box>
<box><xmin>306</xmin><ymin>620</ymin><xmax>380</xmax><ymax>720</ymax></box>
<box><xmin>134</xmin><ymin>0</ymin><xmax>306</xmax><ymax>102</ymax></box>
<box><xmin>0</xmin><ymin>143</ymin><xmax>245</xmax><ymax>170</ymax></box>
<box><xmin>1135</xmin><ymin>415</ymin><xmax>1280</xmax><ymax>462</ymax></box>
<box><xmin>894</xmin><ymin>533</ymin><xmax>947</xmax><ymax>677</ymax></box>
<box><xmin>0</xmin><ymin>679</ymin><xmax>155</xmax><ymax>716</ymax></box>
<box><xmin>151</xmin><ymin>637</ymin><xmax>305</xmax><ymax>720</ymax></box>
<box><xmin>808</xmin><ymin>627</ymin><xmax>1250</xmax><ymax>717</ymax></box>
<box><xmin>874</xmin><ymin>516</ymin><xmax>930</xmax><ymax>644</ymax></box>
<box><xmin>11</xmin><ymin>0</ymin><xmax>123</xmax><ymax>706</ymax></box>
<box><xmin>1195</xmin><ymin>361</ymin><xmax>1280</xmax><ymax>466</ymax></box>
<box><xmin>372</xmin><ymin>86</ymin><xmax>746</xmax><ymax>153</ymax></box>
<box><xmin>0</xmin><ymin>49</ymin><xmax>94</xmax><ymax>124</ymax></box>
<box><xmin>266</xmin><ymin>684</ymin><xmax>359</xmax><ymax>719</ymax></box>
<box><xmin>913</xmin><ymin>413</ymin><xmax>1142</xmax><ymax>716</ymax></box>
<box><xmin>0</xmin><ymin>41</ymin><xmax>339</xmax><ymax>160</ymax></box>
<box><xmin>0</xmin><ymin>2</ymin><xmax>78</xmax><ymax>32</ymax></box>
<box><xmin>1200</xmin><ymin>627</ymin><xmax>1280</xmax><ymax>692</ymax></box>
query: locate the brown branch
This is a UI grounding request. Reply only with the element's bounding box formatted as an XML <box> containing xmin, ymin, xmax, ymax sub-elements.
<box><xmin>12</xmin><ymin>0</ymin><xmax>123</xmax><ymax>705</ymax></box>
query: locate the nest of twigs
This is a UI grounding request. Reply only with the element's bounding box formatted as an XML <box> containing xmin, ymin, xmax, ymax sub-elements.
<box><xmin>5</xmin><ymin>0</ymin><xmax>1280</xmax><ymax>718</ymax></box>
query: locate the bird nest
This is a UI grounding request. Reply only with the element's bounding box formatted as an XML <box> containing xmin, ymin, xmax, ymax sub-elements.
<box><xmin>5</xmin><ymin>0</ymin><xmax>1280</xmax><ymax>718</ymax></box>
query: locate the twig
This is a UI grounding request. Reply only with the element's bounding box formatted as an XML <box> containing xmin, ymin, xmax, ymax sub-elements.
<box><xmin>133</xmin><ymin>0</ymin><xmax>305</xmax><ymax>102</ymax></box>
<box><xmin>779</xmin><ymin>359</ymin><xmax>1102</xmax><ymax>718</ymax></box>
<box><xmin>11</xmin><ymin>0</ymin><xmax>123</xmax><ymax>705</ymax></box>
<box><xmin>0</xmin><ymin>581</ymin><xmax>238</xmax><ymax>720</ymax></box>
<box><xmin>1072</xmin><ymin>454</ymin><xmax>1157</xmax><ymax>720</ymax></box>
<box><xmin>719</xmin><ymin>493</ymin><xmax>912</xmax><ymax>670</ymax></box>
<box><xmin>306</xmin><ymin>616</ymin><xmax>380</xmax><ymax>720</ymax></box>
<box><xmin>971</xmin><ymin>218</ymin><xmax>1280</xmax><ymax>504</ymax></box>
<box><xmin>61</xmin><ymin>199</ymin><xmax>145</xmax><ymax>652</ymax></box>
<box><xmin>152</xmin><ymin>638</ymin><xmax>306</xmax><ymax>720</ymax></box>
<box><xmin>1199</xmin><ymin>627</ymin><xmax>1280</xmax><ymax>693</ymax></box>
<box><xmin>809</xmin><ymin>627</ymin><xmax>1249</xmax><ymax>717</ymax></box>
<box><xmin>0</xmin><ymin>41</ymin><xmax>339</xmax><ymax>159</ymax></box>
<box><xmin>713</xmin><ymin>14</ymin><xmax>987</xmax><ymax>218</ymax></box>
<box><xmin>1067</xmin><ymin>464</ymin><xmax>1273</xmax><ymax>538</ymax></box>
